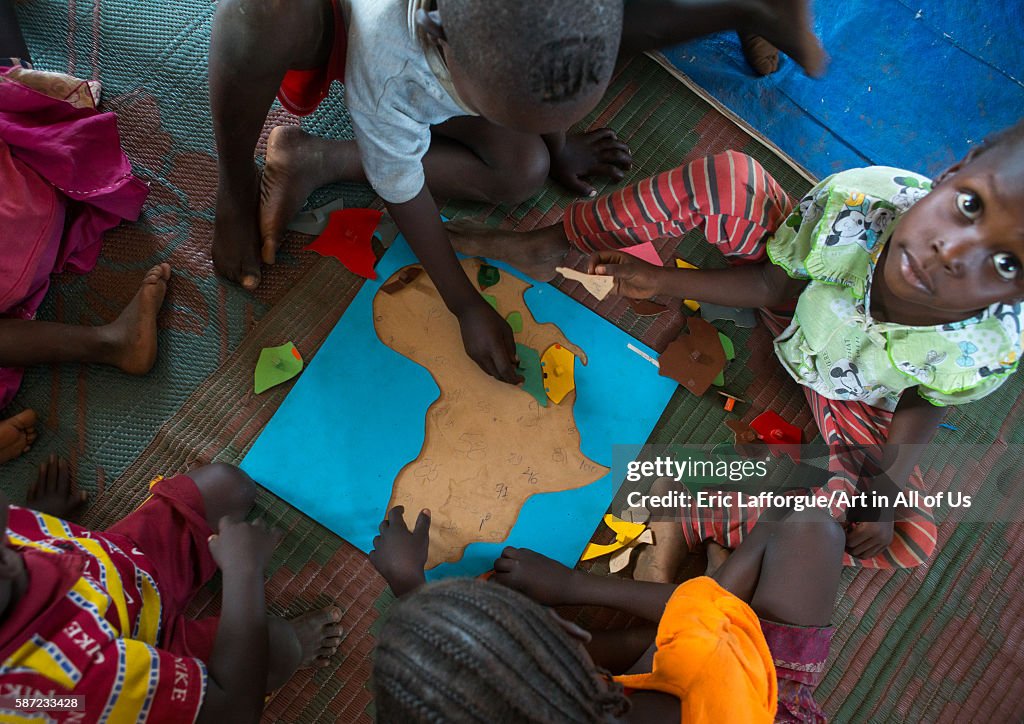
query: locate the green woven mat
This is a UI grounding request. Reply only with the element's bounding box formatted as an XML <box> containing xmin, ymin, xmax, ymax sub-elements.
<box><xmin>8</xmin><ymin>1</ymin><xmax>1024</xmax><ymax>720</ymax></box>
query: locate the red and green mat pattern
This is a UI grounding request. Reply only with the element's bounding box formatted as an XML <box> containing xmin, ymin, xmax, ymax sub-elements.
<box><xmin>5</xmin><ymin>1</ymin><xmax>1023</xmax><ymax>720</ymax></box>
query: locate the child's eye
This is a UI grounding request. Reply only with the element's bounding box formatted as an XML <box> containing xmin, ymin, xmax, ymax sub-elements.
<box><xmin>956</xmin><ymin>191</ymin><xmax>982</xmax><ymax>220</ymax></box>
<box><xmin>993</xmin><ymin>252</ymin><xmax>1021</xmax><ymax>281</ymax></box>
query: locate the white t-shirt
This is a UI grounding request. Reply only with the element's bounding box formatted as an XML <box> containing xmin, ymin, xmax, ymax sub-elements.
<box><xmin>341</xmin><ymin>0</ymin><xmax>475</xmax><ymax>204</ymax></box>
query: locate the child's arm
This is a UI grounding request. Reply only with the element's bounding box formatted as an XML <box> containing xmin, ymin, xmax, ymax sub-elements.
<box><xmin>845</xmin><ymin>391</ymin><xmax>945</xmax><ymax>559</ymax></box>
<box><xmin>196</xmin><ymin>518</ymin><xmax>279</xmax><ymax>723</ymax></box>
<box><xmin>542</xmin><ymin>130</ymin><xmax>631</xmax><ymax>198</ymax></box>
<box><xmin>388</xmin><ymin>190</ymin><xmax>522</xmax><ymax>383</ymax></box>
<box><xmin>589</xmin><ymin>250</ymin><xmax>808</xmax><ymax>307</ymax></box>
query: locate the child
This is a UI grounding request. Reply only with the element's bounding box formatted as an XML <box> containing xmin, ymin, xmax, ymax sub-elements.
<box><xmin>1</xmin><ymin>0</ymin><xmax>165</xmax><ymax>459</ymax></box>
<box><xmin>369</xmin><ymin>503</ymin><xmax>844</xmax><ymax>722</ymax></box>
<box><xmin>0</xmin><ymin>458</ymin><xmax>343</xmax><ymax>722</ymax></box>
<box><xmin>447</xmin><ymin>120</ymin><xmax>1024</xmax><ymax>572</ymax></box>
<box><xmin>209</xmin><ymin>0</ymin><xmax>824</xmax><ymax>384</ymax></box>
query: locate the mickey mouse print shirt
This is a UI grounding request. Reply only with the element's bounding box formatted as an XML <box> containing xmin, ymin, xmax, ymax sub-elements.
<box><xmin>765</xmin><ymin>166</ymin><xmax>1024</xmax><ymax>411</ymax></box>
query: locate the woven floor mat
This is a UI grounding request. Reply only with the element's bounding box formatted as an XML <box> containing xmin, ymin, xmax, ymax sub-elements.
<box><xmin>8</xmin><ymin>0</ymin><xmax>1024</xmax><ymax>720</ymax></box>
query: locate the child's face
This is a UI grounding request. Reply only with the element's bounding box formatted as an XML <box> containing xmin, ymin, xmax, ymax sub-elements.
<box><xmin>882</xmin><ymin>150</ymin><xmax>1024</xmax><ymax>318</ymax></box>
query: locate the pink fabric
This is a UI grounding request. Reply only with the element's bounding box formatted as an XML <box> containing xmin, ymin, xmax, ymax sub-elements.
<box><xmin>0</xmin><ymin>67</ymin><xmax>148</xmax><ymax>408</ymax></box>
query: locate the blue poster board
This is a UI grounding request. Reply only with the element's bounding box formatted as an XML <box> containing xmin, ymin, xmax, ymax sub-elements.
<box><xmin>242</xmin><ymin>236</ymin><xmax>678</xmax><ymax>578</ymax></box>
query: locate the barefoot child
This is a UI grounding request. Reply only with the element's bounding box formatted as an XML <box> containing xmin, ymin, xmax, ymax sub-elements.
<box><xmin>1</xmin><ymin>0</ymin><xmax>165</xmax><ymax>458</ymax></box>
<box><xmin>369</xmin><ymin>504</ymin><xmax>843</xmax><ymax>722</ymax></box>
<box><xmin>209</xmin><ymin>0</ymin><xmax>825</xmax><ymax>384</ymax></box>
<box><xmin>0</xmin><ymin>460</ymin><xmax>342</xmax><ymax>722</ymax></box>
<box><xmin>448</xmin><ymin>120</ymin><xmax>1024</xmax><ymax>571</ymax></box>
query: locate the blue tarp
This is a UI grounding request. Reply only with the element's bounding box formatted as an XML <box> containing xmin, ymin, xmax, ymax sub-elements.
<box><xmin>663</xmin><ymin>0</ymin><xmax>1023</xmax><ymax>179</ymax></box>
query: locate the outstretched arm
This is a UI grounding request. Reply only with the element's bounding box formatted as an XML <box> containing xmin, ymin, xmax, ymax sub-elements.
<box><xmin>388</xmin><ymin>189</ymin><xmax>522</xmax><ymax>384</ymax></box>
<box><xmin>588</xmin><ymin>250</ymin><xmax>807</xmax><ymax>307</ymax></box>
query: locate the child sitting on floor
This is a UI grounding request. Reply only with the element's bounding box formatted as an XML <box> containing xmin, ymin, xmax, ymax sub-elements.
<box><xmin>369</xmin><ymin>503</ymin><xmax>843</xmax><ymax>722</ymax></box>
<box><xmin>1</xmin><ymin>0</ymin><xmax>166</xmax><ymax>463</ymax></box>
<box><xmin>447</xmin><ymin>119</ymin><xmax>1024</xmax><ymax>572</ymax></box>
<box><xmin>0</xmin><ymin>459</ymin><xmax>342</xmax><ymax>722</ymax></box>
<box><xmin>209</xmin><ymin>0</ymin><xmax>824</xmax><ymax>385</ymax></box>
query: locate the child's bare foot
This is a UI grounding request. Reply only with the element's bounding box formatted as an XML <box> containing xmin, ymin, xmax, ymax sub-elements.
<box><xmin>704</xmin><ymin>541</ymin><xmax>731</xmax><ymax>576</ymax></box>
<box><xmin>739</xmin><ymin>33</ymin><xmax>779</xmax><ymax>76</ymax></box>
<box><xmin>368</xmin><ymin>505</ymin><xmax>431</xmax><ymax>597</ymax></box>
<box><xmin>445</xmin><ymin>219</ymin><xmax>569</xmax><ymax>282</ymax></box>
<box><xmin>289</xmin><ymin>607</ymin><xmax>344</xmax><ymax>668</ymax></box>
<box><xmin>492</xmin><ymin>547</ymin><xmax>580</xmax><ymax>606</ymax></box>
<box><xmin>213</xmin><ymin>168</ymin><xmax>263</xmax><ymax>290</ymax></box>
<box><xmin>746</xmin><ymin>0</ymin><xmax>825</xmax><ymax>77</ymax></box>
<box><xmin>27</xmin><ymin>453</ymin><xmax>88</xmax><ymax>519</ymax></box>
<box><xmin>0</xmin><ymin>409</ymin><xmax>37</xmax><ymax>464</ymax></box>
<box><xmin>104</xmin><ymin>263</ymin><xmax>170</xmax><ymax>375</ymax></box>
<box><xmin>260</xmin><ymin>126</ymin><xmax>363</xmax><ymax>265</ymax></box>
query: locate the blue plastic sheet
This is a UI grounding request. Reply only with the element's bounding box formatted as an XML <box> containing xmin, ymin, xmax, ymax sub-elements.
<box><xmin>242</xmin><ymin>236</ymin><xmax>678</xmax><ymax>579</ymax></box>
<box><xmin>663</xmin><ymin>0</ymin><xmax>1023</xmax><ymax>179</ymax></box>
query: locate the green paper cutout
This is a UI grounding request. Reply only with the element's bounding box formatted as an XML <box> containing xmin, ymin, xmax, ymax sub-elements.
<box><xmin>255</xmin><ymin>342</ymin><xmax>304</xmax><ymax>394</ymax></box>
<box><xmin>482</xmin><ymin>293</ymin><xmax>498</xmax><ymax>311</ymax></box>
<box><xmin>515</xmin><ymin>343</ymin><xmax>547</xmax><ymax>407</ymax></box>
<box><xmin>478</xmin><ymin>264</ymin><xmax>500</xmax><ymax>289</ymax></box>
<box><xmin>712</xmin><ymin>332</ymin><xmax>735</xmax><ymax>387</ymax></box>
<box><xmin>506</xmin><ymin>311</ymin><xmax>523</xmax><ymax>333</ymax></box>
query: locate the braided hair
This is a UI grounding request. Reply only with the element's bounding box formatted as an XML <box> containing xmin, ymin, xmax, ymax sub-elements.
<box><xmin>372</xmin><ymin>579</ymin><xmax>630</xmax><ymax>723</ymax></box>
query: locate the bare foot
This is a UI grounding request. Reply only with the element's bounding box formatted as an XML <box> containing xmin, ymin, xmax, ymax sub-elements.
<box><xmin>260</xmin><ymin>126</ymin><xmax>363</xmax><ymax>265</ymax></box>
<box><xmin>368</xmin><ymin>505</ymin><xmax>431</xmax><ymax>597</ymax></box>
<box><xmin>289</xmin><ymin>607</ymin><xmax>344</xmax><ymax>668</ymax></box>
<box><xmin>213</xmin><ymin>167</ymin><xmax>263</xmax><ymax>290</ymax></box>
<box><xmin>704</xmin><ymin>541</ymin><xmax>731</xmax><ymax>577</ymax></box>
<box><xmin>28</xmin><ymin>453</ymin><xmax>88</xmax><ymax>520</ymax></box>
<box><xmin>745</xmin><ymin>0</ymin><xmax>825</xmax><ymax>77</ymax></box>
<box><xmin>739</xmin><ymin>33</ymin><xmax>779</xmax><ymax>76</ymax></box>
<box><xmin>0</xmin><ymin>409</ymin><xmax>37</xmax><ymax>464</ymax></box>
<box><xmin>104</xmin><ymin>263</ymin><xmax>170</xmax><ymax>375</ymax></box>
<box><xmin>492</xmin><ymin>547</ymin><xmax>581</xmax><ymax>606</ymax></box>
<box><xmin>445</xmin><ymin>219</ymin><xmax>569</xmax><ymax>282</ymax></box>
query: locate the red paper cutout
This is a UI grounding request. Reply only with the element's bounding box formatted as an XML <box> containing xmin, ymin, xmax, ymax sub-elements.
<box><xmin>304</xmin><ymin>208</ymin><xmax>383</xmax><ymax>279</ymax></box>
<box><xmin>750</xmin><ymin>410</ymin><xmax>802</xmax><ymax>462</ymax></box>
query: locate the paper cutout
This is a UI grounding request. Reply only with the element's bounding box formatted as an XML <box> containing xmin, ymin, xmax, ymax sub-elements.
<box><xmin>506</xmin><ymin>311</ymin><xmax>523</xmax><ymax>333</ymax></box>
<box><xmin>254</xmin><ymin>342</ymin><xmax>304</xmax><ymax>394</ymax></box>
<box><xmin>712</xmin><ymin>332</ymin><xmax>735</xmax><ymax>387</ymax></box>
<box><xmin>482</xmin><ymin>293</ymin><xmax>498</xmax><ymax>310</ymax></box>
<box><xmin>620</xmin><ymin>506</ymin><xmax>650</xmax><ymax>524</ymax></box>
<box><xmin>701</xmin><ymin>302</ymin><xmax>758</xmax><ymax>328</ymax></box>
<box><xmin>478</xmin><ymin>264</ymin><xmax>500</xmax><ymax>289</ymax></box>
<box><xmin>621</xmin><ymin>241</ymin><xmax>662</xmax><ymax>266</ymax></box>
<box><xmin>674</xmin><ymin>259</ymin><xmax>700</xmax><ymax>311</ymax></box>
<box><xmin>629</xmin><ymin>299</ymin><xmax>669</xmax><ymax>316</ymax></box>
<box><xmin>581</xmin><ymin>514</ymin><xmax>647</xmax><ymax>560</ymax></box>
<box><xmin>381</xmin><ymin>266</ymin><xmax>422</xmax><ymax>295</ymax></box>
<box><xmin>657</xmin><ymin>318</ymin><xmax>726</xmax><ymax>396</ymax></box>
<box><xmin>516</xmin><ymin>343</ymin><xmax>548</xmax><ymax>407</ymax></box>
<box><xmin>304</xmin><ymin>208</ymin><xmax>383</xmax><ymax>279</ymax></box>
<box><xmin>287</xmin><ymin>197</ymin><xmax>346</xmax><ymax>236</ymax></box>
<box><xmin>609</xmin><ymin>528</ymin><xmax>654</xmax><ymax>573</ymax></box>
<box><xmin>750</xmin><ymin>410</ymin><xmax>802</xmax><ymax>462</ymax></box>
<box><xmin>556</xmin><ymin>266</ymin><xmax>614</xmax><ymax>300</ymax></box>
<box><xmin>541</xmin><ymin>343</ymin><xmax>576</xmax><ymax>404</ymax></box>
<box><xmin>718</xmin><ymin>391</ymin><xmax>744</xmax><ymax>412</ymax></box>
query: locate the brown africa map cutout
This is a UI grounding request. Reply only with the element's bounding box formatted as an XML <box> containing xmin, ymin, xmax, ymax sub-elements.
<box><xmin>373</xmin><ymin>258</ymin><xmax>609</xmax><ymax>568</ymax></box>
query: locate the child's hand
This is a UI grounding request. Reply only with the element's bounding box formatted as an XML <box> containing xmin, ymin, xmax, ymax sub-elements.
<box><xmin>587</xmin><ymin>251</ymin><xmax>666</xmax><ymax>299</ymax></box>
<box><xmin>369</xmin><ymin>505</ymin><xmax>430</xmax><ymax>597</ymax></box>
<box><xmin>492</xmin><ymin>547</ymin><xmax>579</xmax><ymax>606</ymax></box>
<box><xmin>845</xmin><ymin>519</ymin><xmax>894</xmax><ymax>560</ymax></box>
<box><xmin>550</xmin><ymin>129</ymin><xmax>632</xmax><ymax>197</ymax></box>
<box><xmin>457</xmin><ymin>302</ymin><xmax>524</xmax><ymax>385</ymax></box>
<box><xmin>208</xmin><ymin>517</ymin><xmax>280</xmax><ymax>575</ymax></box>
<box><xmin>28</xmin><ymin>454</ymin><xmax>88</xmax><ymax>521</ymax></box>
